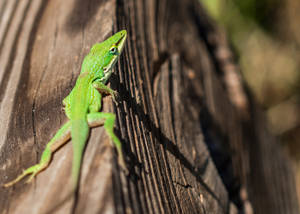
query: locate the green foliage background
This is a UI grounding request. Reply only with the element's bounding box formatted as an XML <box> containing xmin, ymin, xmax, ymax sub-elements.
<box><xmin>201</xmin><ymin>0</ymin><xmax>300</xmax><ymax>200</ymax></box>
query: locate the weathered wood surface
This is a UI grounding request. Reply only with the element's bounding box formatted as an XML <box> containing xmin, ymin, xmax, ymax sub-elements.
<box><xmin>0</xmin><ymin>0</ymin><xmax>298</xmax><ymax>213</ymax></box>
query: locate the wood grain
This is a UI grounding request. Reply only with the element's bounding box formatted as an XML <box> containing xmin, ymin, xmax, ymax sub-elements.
<box><xmin>0</xmin><ymin>0</ymin><xmax>298</xmax><ymax>213</ymax></box>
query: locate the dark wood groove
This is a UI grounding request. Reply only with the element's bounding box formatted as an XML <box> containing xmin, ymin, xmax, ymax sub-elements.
<box><xmin>0</xmin><ymin>0</ymin><xmax>298</xmax><ymax>213</ymax></box>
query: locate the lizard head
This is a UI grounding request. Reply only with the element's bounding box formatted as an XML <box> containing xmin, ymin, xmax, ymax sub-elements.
<box><xmin>88</xmin><ymin>30</ymin><xmax>127</xmax><ymax>83</ymax></box>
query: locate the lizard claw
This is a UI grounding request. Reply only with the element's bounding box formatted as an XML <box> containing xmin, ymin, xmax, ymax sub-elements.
<box><xmin>25</xmin><ymin>172</ymin><xmax>38</xmax><ymax>183</ymax></box>
<box><xmin>111</xmin><ymin>90</ymin><xmax>118</xmax><ymax>105</ymax></box>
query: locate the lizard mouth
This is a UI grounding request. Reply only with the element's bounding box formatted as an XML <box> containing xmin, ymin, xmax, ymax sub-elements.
<box><xmin>116</xmin><ymin>30</ymin><xmax>127</xmax><ymax>53</ymax></box>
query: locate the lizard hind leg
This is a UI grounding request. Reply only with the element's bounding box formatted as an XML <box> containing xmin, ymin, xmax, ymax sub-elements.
<box><xmin>3</xmin><ymin>121</ymin><xmax>71</xmax><ymax>187</ymax></box>
<box><xmin>87</xmin><ymin>112</ymin><xmax>126</xmax><ymax>171</ymax></box>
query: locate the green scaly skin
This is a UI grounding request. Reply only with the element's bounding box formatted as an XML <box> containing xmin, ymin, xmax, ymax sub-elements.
<box><xmin>3</xmin><ymin>30</ymin><xmax>127</xmax><ymax>190</ymax></box>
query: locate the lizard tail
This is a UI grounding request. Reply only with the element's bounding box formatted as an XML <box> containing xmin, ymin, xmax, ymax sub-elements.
<box><xmin>71</xmin><ymin>119</ymin><xmax>89</xmax><ymax>192</ymax></box>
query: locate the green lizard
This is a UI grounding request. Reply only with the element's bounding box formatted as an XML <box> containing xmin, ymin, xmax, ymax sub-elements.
<box><xmin>3</xmin><ymin>30</ymin><xmax>127</xmax><ymax>190</ymax></box>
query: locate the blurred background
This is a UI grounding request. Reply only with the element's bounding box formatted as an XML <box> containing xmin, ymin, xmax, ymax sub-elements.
<box><xmin>200</xmin><ymin>0</ymin><xmax>300</xmax><ymax>201</ymax></box>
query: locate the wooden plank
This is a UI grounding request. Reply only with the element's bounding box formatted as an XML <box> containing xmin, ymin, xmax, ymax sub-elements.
<box><xmin>0</xmin><ymin>0</ymin><xmax>298</xmax><ymax>213</ymax></box>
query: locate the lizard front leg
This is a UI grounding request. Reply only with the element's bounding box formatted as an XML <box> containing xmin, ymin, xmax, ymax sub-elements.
<box><xmin>92</xmin><ymin>81</ymin><xmax>117</xmax><ymax>103</ymax></box>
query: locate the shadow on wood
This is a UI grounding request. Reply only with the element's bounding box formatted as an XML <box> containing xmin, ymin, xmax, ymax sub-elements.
<box><xmin>0</xmin><ymin>0</ymin><xmax>298</xmax><ymax>213</ymax></box>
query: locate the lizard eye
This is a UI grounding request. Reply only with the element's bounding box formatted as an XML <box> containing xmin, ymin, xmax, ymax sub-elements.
<box><xmin>103</xmin><ymin>67</ymin><xmax>108</xmax><ymax>73</ymax></box>
<box><xmin>109</xmin><ymin>46</ymin><xmax>118</xmax><ymax>55</ymax></box>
